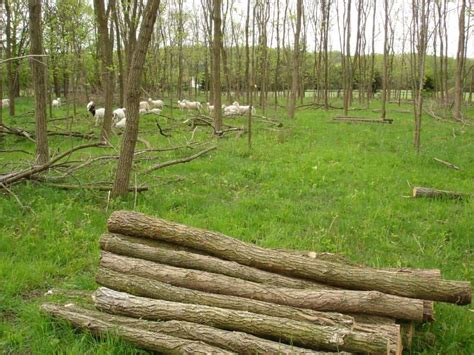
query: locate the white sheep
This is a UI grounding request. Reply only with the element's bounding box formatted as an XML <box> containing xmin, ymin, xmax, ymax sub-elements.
<box><xmin>113</xmin><ymin>108</ymin><xmax>126</xmax><ymax>123</ymax></box>
<box><xmin>87</xmin><ymin>101</ymin><xmax>105</xmax><ymax>126</ymax></box>
<box><xmin>139</xmin><ymin>108</ymin><xmax>148</xmax><ymax>115</ymax></box>
<box><xmin>177</xmin><ymin>100</ymin><xmax>186</xmax><ymax>111</ymax></box>
<box><xmin>114</xmin><ymin>117</ymin><xmax>126</xmax><ymax>129</ymax></box>
<box><xmin>52</xmin><ymin>98</ymin><xmax>61</xmax><ymax>108</ymax></box>
<box><xmin>148</xmin><ymin>108</ymin><xmax>162</xmax><ymax>115</ymax></box>
<box><xmin>207</xmin><ymin>102</ymin><xmax>214</xmax><ymax>113</ymax></box>
<box><xmin>139</xmin><ymin>101</ymin><xmax>150</xmax><ymax>111</ymax></box>
<box><xmin>223</xmin><ymin>102</ymin><xmax>240</xmax><ymax>116</ymax></box>
<box><xmin>148</xmin><ymin>98</ymin><xmax>164</xmax><ymax>109</ymax></box>
<box><xmin>237</xmin><ymin>105</ymin><xmax>256</xmax><ymax>115</ymax></box>
<box><xmin>1</xmin><ymin>99</ymin><xmax>9</xmax><ymax>108</ymax></box>
<box><xmin>182</xmin><ymin>99</ymin><xmax>202</xmax><ymax>111</ymax></box>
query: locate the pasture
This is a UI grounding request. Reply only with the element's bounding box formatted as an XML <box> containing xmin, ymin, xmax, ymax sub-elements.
<box><xmin>0</xmin><ymin>98</ymin><xmax>473</xmax><ymax>354</ymax></box>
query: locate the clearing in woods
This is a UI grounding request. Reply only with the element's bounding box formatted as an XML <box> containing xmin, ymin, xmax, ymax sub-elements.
<box><xmin>0</xmin><ymin>98</ymin><xmax>473</xmax><ymax>353</ymax></box>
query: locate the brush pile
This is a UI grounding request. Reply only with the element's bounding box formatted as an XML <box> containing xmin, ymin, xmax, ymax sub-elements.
<box><xmin>42</xmin><ymin>210</ymin><xmax>472</xmax><ymax>354</ymax></box>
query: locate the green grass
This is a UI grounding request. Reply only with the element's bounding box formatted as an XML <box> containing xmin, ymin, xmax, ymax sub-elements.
<box><xmin>1</xmin><ymin>97</ymin><xmax>473</xmax><ymax>354</ymax></box>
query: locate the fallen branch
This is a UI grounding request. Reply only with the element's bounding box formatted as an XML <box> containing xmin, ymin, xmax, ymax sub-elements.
<box><xmin>433</xmin><ymin>158</ymin><xmax>460</xmax><ymax>170</ymax></box>
<box><xmin>144</xmin><ymin>146</ymin><xmax>216</xmax><ymax>174</ymax></box>
<box><xmin>0</xmin><ymin>149</ymin><xmax>32</xmax><ymax>155</ymax></box>
<box><xmin>332</xmin><ymin>117</ymin><xmax>393</xmax><ymax>124</ymax></box>
<box><xmin>0</xmin><ymin>142</ymin><xmax>105</xmax><ymax>186</ymax></box>
<box><xmin>42</xmin><ymin>183</ymin><xmax>149</xmax><ymax>192</ymax></box>
<box><xmin>0</xmin><ymin>123</ymin><xmax>35</xmax><ymax>142</ymax></box>
<box><xmin>412</xmin><ymin>186</ymin><xmax>468</xmax><ymax>200</ymax></box>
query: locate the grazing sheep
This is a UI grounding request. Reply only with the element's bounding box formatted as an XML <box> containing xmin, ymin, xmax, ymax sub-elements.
<box><xmin>181</xmin><ymin>99</ymin><xmax>202</xmax><ymax>111</ymax></box>
<box><xmin>139</xmin><ymin>108</ymin><xmax>148</xmax><ymax>115</ymax></box>
<box><xmin>113</xmin><ymin>108</ymin><xmax>126</xmax><ymax>123</ymax></box>
<box><xmin>52</xmin><ymin>98</ymin><xmax>61</xmax><ymax>108</ymax></box>
<box><xmin>139</xmin><ymin>101</ymin><xmax>150</xmax><ymax>111</ymax></box>
<box><xmin>207</xmin><ymin>102</ymin><xmax>215</xmax><ymax>113</ymax></box>
<box><xmin>2</xmin><ymin>99</ymin><xmax>10</xmax><ymax>108</ymax></box>
<box><xmin>114</xmin><ymin>117</ymin><xmax>126</xmax><ymax>129</ymax></box>
<box><xmin>148</xmin><ymin>98</ymin><xmax>164</xmax><ymax>109</ymax></box>
<box><xmin>87</xmin><ymin>101</ymin><xmax>105</xmax><ymax>126</ymax></box>
<box><xmin>237</xmin><ymin>105</ymin><xmax>256</xmax><ymax>115</ymax></box>
<box><xmin>223</xmin><ymin>102</ymin><xmax>240</xmax><ymax>116</ymax></box>
<box><xmin>148</xmin><ymin>108</ymin><xmax>162</xmax><ymax>115</ymax></box>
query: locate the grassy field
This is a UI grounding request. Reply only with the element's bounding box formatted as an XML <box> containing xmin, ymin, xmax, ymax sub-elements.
<box><xmin>1</xmin><ymin>97</ymin><xmax>473</xmax><ymax>354</ymax></box>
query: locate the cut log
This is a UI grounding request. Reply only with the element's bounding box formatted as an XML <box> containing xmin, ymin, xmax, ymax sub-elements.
<box><xmin>332</xmin><ymin>116</ymin><xmax>393</xmax><ymax>124</ymax></box>
<box><xmin>107</xmin><ymin>211</ymin><xmax>472</xmax><ymax>305</ymax></box>
<box><xmin>101</xmin><ymin>233</ymin><xmax>440</xmax><ymax>282</ymax></box>
<box><xmin>94</xmin><ymin>287</ymin><xmax>391</xmax><ymax>353</ymax></box>
<box><xmin>433</xmin><ymin>158</ymin><xmax>460</xmax><ymax>170</ymax></box>
<box><xmin>41</xmin><ymin>303</ymin><xmax>328</xmax><ymax>355</ymax></box>
<box><xmin>100</xmin><ymin>233</ymin><xmax>332</xmax><ymax>290</ymax></box>
<box><xmin>96</xmin><ymin>267</ymin><xmax>354</xmax><ymax>327</ymax></box>
<box><xmin>99</xmin><ymin>252</ymin><xmax>429</xmax><ymax>322</ymax></box>
<box><xmin>40</xmin><ymin>303</ymin><xmax>232</xmax><ymax>354</ymax></box>
<box><xmin>412</xmin><ymin>186</ymin><xmax>467</xmax><ymax>200</ymax></box>
<box><xmin>354</xmin><ymin>322</ymin><xmax>401</xmax><ymax>355</ymax></box>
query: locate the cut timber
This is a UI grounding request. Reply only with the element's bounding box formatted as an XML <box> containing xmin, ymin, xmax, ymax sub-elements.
<box><xmin>40</xmin><ymin>303</ymin><xmax>232</xmax><ymax>354</ymax></box>
<box><xmin>433</xmin><ymin>158</ymin><xmax>460</xmax><ymax>170</ymax></box>
<box><xmin>94</xmin><ymin>287</ymin><xmax>391</xmax><ymax>353</ymax></box>
<box><xmin>332</xmin><ymin>116</ymin><xmax>393</xmax><ymax>124</ymax></box>
<box><xmin>99</xmin><ymin>252</ymin><xmax>429</xmax><ymax>322</ymax></box>
<box><xmin>41</xmin><ymin>303</ymin><xmax>326</xmax><ymax>355</ymax></box>
<box><xmin>412</xmin><ymin>186</ymin><xmax>468</xmax><ymax>200</ymax></box>
<box><xmin>100</xmin><ymin>233</ymin><xmax>332</xmax><ymax>290</ymax></box>
<box><xmin>107</xmin><ymin>211</ymin><xmax>472</xmax><ymax>305</ymax></box>
<box><xmin>354</xmin><ymin>322</ymin><xmax>401</xmax><ymax>355</ymax></box>
<box><xmin>96</xmin><ymin>267</ymin><xmax>354</xmax><ymax>327</ymax></box>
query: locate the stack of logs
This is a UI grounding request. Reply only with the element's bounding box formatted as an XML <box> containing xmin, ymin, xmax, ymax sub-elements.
<box><xmin>42</xmin><ymin>210</ymin><xmax>472</xmax><ymax>354</ymax></box>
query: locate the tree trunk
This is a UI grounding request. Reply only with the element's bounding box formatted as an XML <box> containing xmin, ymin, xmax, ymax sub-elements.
<box><xmin>28</xmin><ymin>0</ymin><xmax>49</xmax><ymax>165</ymax></box>
<box><xmin>5</xmin><ymin>0</ymin><xmax>15</xmax><ymax>116</ymax></box>
<box><xmin>41</xmin><ymin>303</ymin><xmax>231</xmax><ymax>354</ymax></box>
<box><xmin>42</xmin><ymin>303</ymin><xmax>326</xmax><ymax>355</ymax></box>
<box><xmin>97</xmin><ymin>266</ymin><xmax>354</xmax><ymax>327</ymax></box>
<box><xmin>100</xmin><ymin>233</ymin><xmax>329</xmax><ymax>289</ymax></box>
<box><xmin>94</xmin><ymin>287</ymin><xmax>391</xmax><ymax>353</ymax></box>
<box><xmin>93</xmin><ymin>0</ymin><xmax>115</xmax><ymax>142</ymax></box>
<box><xmin>453</xmin><ymin>0</ymin><xmax>466</xmax><ymax>121</ymax></box>
<box><xmin>107</xmin><ymin>210</ymin><xmax>472</xmax><ymax>305</ymax></box>
<box><xmin>111</xmin><ymin>0</ymin><xmax>161</xmax><ymax>198</ymax></box>
<box><xmin>212</xmin><ymin>0</ymin><xmax>223</xmax><ymax>132</ymax></box>
<box><xmin>287</xmin><ymin>0</ymin><xmax>302</xmax><ymax>119</ymax></box>
<box><xmin>99</xmin><ymin>251</ymin><xmax>429</xmax><ymax>322</ymax></box>
<box><xmin>381</xmin><ymin>0</ymin><xmax>389</xmax><ymax>120</ymax></box>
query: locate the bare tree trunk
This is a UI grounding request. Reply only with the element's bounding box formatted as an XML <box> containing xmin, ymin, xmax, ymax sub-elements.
<box><xmin>212</xmin><ymin>0</ymin><xmax>223</xmax><ymax>132</ymax></box>
<box><xmin>177</xmin><ymin>0</ymin><xmax>184</xmax><ymax>99</ymax></box>
<box><xmin>114</xmin><ymin>10</ymin><xmax>124</xmax><ymax>107</ymax></box>
<box><xmin>453</xmin><ymin>0</ymin><xmax>466</xmax><ymax>120</ymax></box>
<box><xmin>28</xmin><ymin>0</ymin><xmax>49</xmax><ymax>165</ymax></box>
<box><xmin>5</xmin><ymin>0</ymin><xmax>15</xmax><ymax>116</ymax></box>
<box><xmin>0</xmin><ymin>0</ymin><xmax>3</xmax><ymax>128</ymax></box>
<box><xmin>288</xmin><ymin>0</ymin><xmax>302</xmax><ymax>118</ymax></box>
<box><xmin>111</xmin><ymin>0</ymin><xmax>161</xmax><ymax>198</ymax></box>
<box><xmin>93</xmin><ymin>0</ymin><xmax>115</xmax><ymax>142</ymax></box>
<box><xmin>381</xmin><ymin>0</ymin><xmax>389</xmax><ymax>119</ymax></box>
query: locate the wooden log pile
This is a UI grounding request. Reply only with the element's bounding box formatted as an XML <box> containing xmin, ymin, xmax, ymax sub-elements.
<box><xmin>42</xmin><ymin>210</ymin><xmax>472</xmax><ymax>354</ymax></box>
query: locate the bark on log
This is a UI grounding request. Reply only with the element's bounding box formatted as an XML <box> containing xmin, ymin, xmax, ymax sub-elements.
<box><xmin>107</xmin><ymin>211</ymin><xmax>472</xmax><ymax>305</ymax></box>
<box><xmin>353</xmin><ymin>322</ymin><xmax>401</xmax><ymax>355</ymax></box>
<box><xmin>94</xmin><ymin>287</ymin><xmax>391</xmax><ymax>353</ymax></box>
<box><xmin>40</xmin><ymin>303</ymin><xmax>232</xmax><ymax>354</ymax></box>
<box><xmin>99</xmin><ymin>252</ymin><xmax>429</xmax><ymax>322</ymax></box>
<box><xmin>412</xmin><ymin>186</ymin><xmax>468</xmax><ymax>200</ymax></box>
<box><xmin>41</xmin><ymin>303</ymin><xmax>329</xmax><ymax>355</ymax></box>
<box><xmin>96</xmin><ymin>267</ymin><xmax>354</xmax><ymax>327</ymax></box>
<box><xmin>100</xmin><ymin>233</ymin><xmax>332</xmax><ymax>290</ymax></box>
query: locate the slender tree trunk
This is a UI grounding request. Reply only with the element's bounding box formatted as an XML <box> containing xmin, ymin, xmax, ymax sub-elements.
<box><xmin>368</xmin><ymin>0</ymin><xmax>376</xmax><ymax>102</ymax></box>
<box><xmin>453</xmin><ymin>0</ymin><xmax>466</xmax><ymax>121</ymax></box>
<box><xmin>288</xmin><ymin>0</ymin><xmax>302</xmax><ymax>119</ymax></box>
<box><xmin>28</xmin><ymin>0</ymin><xmax>49</xmax><ymax>165</ymax></box>
<box><xmin>212</xmin><ymin>0</ymin><xmax>223</xmax><ymax>132</ymax></box>
<box><xmin>381</xmin><ymin>0</ymin><xmax>389</xmax><ymax>120</ymax></box>
<box><xmin>114</xmin><ymin>10</ymin><xmax>124</xmax><ymax>107</ymax></box>
<box><xmin>111</xmin><ymin>0</ymin><xmax>161</xmax><ymax>198</ymax></box>
<box><xmin>5</xmin><ymin>0</ymin><xmax>15</xmax><ymax>116</ymax></box>
<box><xmin>177</xmin><ymin>0</ymin><xmax>184</xmax><ymax>99</ymax></box>
<box><xmin>0</xmin><ymin>0</ymin><xmax>3</xmax><ymax>128</ymax></box>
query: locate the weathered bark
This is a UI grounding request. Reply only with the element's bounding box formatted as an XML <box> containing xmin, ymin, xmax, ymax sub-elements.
<box><xmin>99</xmin><ymin>252</ymin><xmax>428</xmax><ymax>322</ymax></box>
<box><xmin>111</xmin><ymin>0</ymin><xmax>161</xmax><ymax>197</ymax></box>
<box><xmin>412</xmin><ymin>187</ymin><xmax>467</xmax><ymax>200</ymax></box>
<box><xmin>287</xmin><ymin>0</ymin><xmax>302</xmax><ymax>119</ymax></box>
<box><xmin>28</xmin><ymin>0</ymin><xmax>49</xmax><ymax>165</ymax></box>
<box><xmin>40</xmin><ymin>303</ymin><xmax>231</xmax><ymax>354</ymax></box>
<box><xmin>94</xmin><ymin>287</ymin><xmax>391</xmax><ymax>353</ymax></box>
<box><xmin>97</xmin><ymin>266</ymin><xmax>353</xmax><ymax>327</ymax></box>
<box><xmin>108</xmin><ymin>211</ymin><xmax>472</xmax><ymax>305</ymax></box>
<box><xmin>42</xmin><ymin>303</ymin><xmax>344</xmax><ymax>355</ymax></box>
<box><xmin>354</xmin><ymin>322</ymin><xmax>401</xmax><ymax>355</ymax></box>
<box><xmin>212</xmin><ymin>0</ymin><xmax>223</xmax><ymax>132</ymax></box>
<box><xmin>100</xmin><ymin>233</ymin><xmax>332</xmax><ymax>289</ymax></box>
